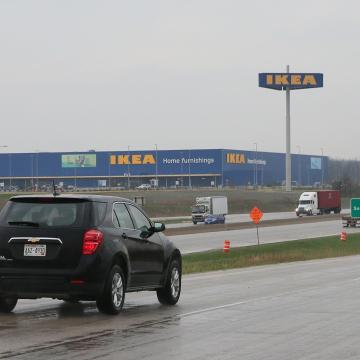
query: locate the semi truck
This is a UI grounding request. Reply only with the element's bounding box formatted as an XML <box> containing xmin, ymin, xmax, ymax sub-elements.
<box><xmin>295</xmin><ymin>190</ymin><xmax>341</xmax><ymax>216</ymax></box>
<box><xmin>191</xmin><ymin>196</ymin><xmax>228</xmax><ymax>224</ymax></box>
<box><xmin>342</xmin><ymin>215</ymin><xmax>360</xmax><ymax>227</ymax></box>
<box><xmin>342</xmin><ymin>199</ymin><xmax>360</xmax><ymax>227</ymax></box>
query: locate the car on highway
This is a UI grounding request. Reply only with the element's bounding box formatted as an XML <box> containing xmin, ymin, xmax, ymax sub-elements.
<box><xmin>0</xmin><ymin>194</ymin><xmax>182</xmax><ymax>314</ymax></box>
<box><xmin>136</xmin><ymin>184</ymin><xmax>152</xmax><ymax>190</ymax></box>
<box><xmin>204</xmin><ymin>214</ymin><xmax>226</xmax><ymax>224</ymax></box>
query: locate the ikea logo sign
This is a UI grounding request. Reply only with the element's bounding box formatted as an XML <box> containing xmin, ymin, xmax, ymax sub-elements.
<box><xmin>226</xmin><ymin>153</ymin><xmax>267</xmax><ymax>166</ymax></box>
<box><xmin>110</xmin><ymin>154</ymin><xmax>156</xmax><ymax>165</ymax></box>
<box><xmin>226</xmin><ymin>153</ymin><xmax>246</xmax><ymax>164</ymax></box>
<box><xmin>259</xmin><ymin>73</ymin><xmax>323</xmax><ymax>90</ymax></box>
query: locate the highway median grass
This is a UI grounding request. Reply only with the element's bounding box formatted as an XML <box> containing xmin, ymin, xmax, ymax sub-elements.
<box><xmin>182</xmin><ymin>233</ymin><xmax>360</xmax><ymax>274</ymax></box>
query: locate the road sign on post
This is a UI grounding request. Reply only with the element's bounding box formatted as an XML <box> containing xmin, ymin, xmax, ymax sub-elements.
<box><xmin>250</xmin><ymin>206</ymin><xmax>263</xmax><ymax>225</ymax></box>
<box><xmin>351</xmin><ymin>198</ymin><xmax>360</xmax><ymax>218</ymax></box>
<box><xmin>250</xmin><ymin>207</ymin><xmax>263</xmax><ymax>246</ymax></box>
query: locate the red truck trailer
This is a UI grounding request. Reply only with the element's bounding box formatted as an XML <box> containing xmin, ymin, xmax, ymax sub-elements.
<box><xmin>317</xmin><ymin>190</ymin><xmax>341</xmax><ymax>214</ymax></box>
<box><xmin>296</xmin><ymin>190</ymin><xmax>341</xmax><ymax>216</ymax></box>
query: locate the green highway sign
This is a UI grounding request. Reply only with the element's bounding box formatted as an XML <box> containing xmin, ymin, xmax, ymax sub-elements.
<box><xmin>351</xmin><ymin>198</ymin><xmax>360</xmax><ymax>218</ymax></box>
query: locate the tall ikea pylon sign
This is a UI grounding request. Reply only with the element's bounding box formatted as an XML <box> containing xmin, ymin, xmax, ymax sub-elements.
<box><xmin>259</xmin><ymin>66</ymin><xmax>323</xmax><ymax>191</ymax></box>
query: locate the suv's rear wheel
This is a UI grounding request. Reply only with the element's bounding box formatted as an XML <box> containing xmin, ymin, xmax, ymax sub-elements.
<box><xmin>157</xmin><ymin>259</ymin><xmax>181</xmax><ymax>305</ymax></box>
<box><xmin>96</xmin><ymin>265</ymin><xmax>125</xmax><ymax>315</ymax></box>
<box><xmin>0</xmin><ymin>297</ymin><xmax>18</xmax><ymax>313</ymax></box>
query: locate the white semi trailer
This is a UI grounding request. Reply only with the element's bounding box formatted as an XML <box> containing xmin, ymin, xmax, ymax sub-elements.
<box><xmin>191</xmin><ymin>196</ymin><xmax>228</xmax><ymax>224</ymax></box>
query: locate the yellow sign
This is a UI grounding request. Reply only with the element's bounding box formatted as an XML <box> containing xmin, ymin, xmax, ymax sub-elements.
<box><xmin>226</xmin><ymin>153</ymin><xmax>246</xmax><ymax>164</ymax></box>
<box><xmin>266</xmin><ymin>74</ymin><xmax>317</xmax><ymax>86</ymax></box>
<box><xmin>110</xmin><ymin>154</ymin><xmax>156</xmax><ymax>165</ymax></box>
<box><xmin>259</xmin><ymin>73</ymin><xmax>323</xmax><ymax>90</ymax></box>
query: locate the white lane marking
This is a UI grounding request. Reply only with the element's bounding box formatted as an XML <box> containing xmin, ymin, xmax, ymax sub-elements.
<box><xmin>181</xmin><ymin>273</ymin><xmax>360</xmax><ymax>319</ymax></box>
<box><xmin>181</xmin><ymin>301</ymin><xmax>247</xmax><ymax>317</ymax></box>
<box><xmin>5</xmin><ymin>258</ymin><xmax>360</xmax><ymax>358</ymax></box>
<box><xmin>13</xmin><ymin>256</ymin><xmax>360</xmax><ymax>313</ymax></box>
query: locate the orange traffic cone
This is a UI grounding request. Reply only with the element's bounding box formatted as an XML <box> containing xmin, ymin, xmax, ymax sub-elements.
<box><xmin>340</xmin><ymin>231</ymin><xmax>347</xmax><ymax>242</ymax></box>
<box><xmin>223</xmin><ymin>240</ymin><xmax>230</xmax><ymax>253</ymax></box>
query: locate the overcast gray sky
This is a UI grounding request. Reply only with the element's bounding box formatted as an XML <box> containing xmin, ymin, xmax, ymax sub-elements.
<box><xmin>0</xmin><ymin>0</ymin><xmax>358</xmax><ymax>158</ymax></box>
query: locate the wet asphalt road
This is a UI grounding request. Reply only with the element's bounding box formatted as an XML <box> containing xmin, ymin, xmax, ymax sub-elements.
<box><xmin>164</xmin><ymin>210</ymin><xmax>350</xmax><ymax>229</ymax></box>
<box><xmin>165</xmin><ymin>211</ymin><xmax>296</xmax><ymax>228</ymax></box>
<box><xmin>2</xmin><ymin>256</ymin><xmax>360</xmax><ymax>359</ymax></box>
<box><xmin>170</xmin><ymin>219</ymin><xmax>360</xmax><ymax>254</ymax></box>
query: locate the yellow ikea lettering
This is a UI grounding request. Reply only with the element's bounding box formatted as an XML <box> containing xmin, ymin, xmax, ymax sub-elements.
<box><xmin>302</xmin><ymin>75</ymin><xmax>317</xmax><ymax>86</ymax></box>
<box><xmin>118</xmin><ymin>155</ymin><xmax>130</xmax><ymax>165</ymax></box>
<box><xmin>227</xmin><ymin>153</ymin><xmax>245</xmax><ymax>164</ymax></box>
<box><xmin>143</xmin><ymin>154</ymin><xmax>156</xmax><ymax>164</ymax></box>
<box><xmin>132</xmin><ymin>155</ymin><xmax>142</xmax><ymax>165</ymax></box>
<box><xmin>266</xmin><ymin>74</ymin><xmax>273</xmax><ymax>85</ymax></box>
<box><xmin>291</xmin><ymin>75</ymin><xmax>302</xmax><ymax>85</ymax></box>
<box><xmin>236</xmin><ymin>154</ymin><xmax>245</xmax><ymax>164</ymax></box>
<box><xmin>227</xmin><ymin>153</ymin><xmax>235</xmax><ymax>163</ymax></box>
<box><xmin>110</xmin><ymin>155</ymin><xmax>117</xmax><ymax>165</ymax></box>
<box><xmin>111</xmin><ymin>154</ymin><xmax>156</xmax><ymax>165</ymax></box>
<box><xmin>275</xmin><ymin>75</ymin><xmax>289</xmax><ymax>85</ymax></box>
<box><xmin>264</xmin><ymin>73</ymin><xmax>319</xmax><ymax>87</ymax></box>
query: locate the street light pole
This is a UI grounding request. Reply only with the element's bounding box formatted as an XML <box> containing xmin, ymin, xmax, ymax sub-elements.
<box><xmin>30</xmin><ymin>153</ymin><xmax>34</xmax><ymax>190</ymax></box>
<box><xmin>108</xmin><ymin>152</ymin><xmax>111</xmax><ymax>189</ymax></box>
<box><xmin>33</xmin><ymin>149</ymin><xmax>40</xmax><ymax>192</ymax></box>
<box><xmin>9</xmin><ymin>154</ymin><xmax>12</xmax><ymax>190</ymax></box>
<box><xmin>188</xmin><ymin>149</ymin><xmax>192</xmax><ymax>189</ymax></box>
<box><xmin>36</xmin><ymin>152</ymin><xmax>39</xmax><ymax>191</ymax></box>
<box><xmin>297</xmin><ymin>145</ymin><xmax>301</xmax><ymax>186</ymax></box>
<box><xmin>127</xmin><ymin>145</ymin><xmax>131</xmax><ymax>189</ymax></box>
<box><xmin>253</xmin><ymin>142</ymin><xmax>258</xmax><ymax>189</ymax></box>
<box><xmin>261</xmin><ymin>151</ymin><xmax>264</xmax><ymax>186</ymax></box>
<box><xmin>221</xmin><ymin>149</ymin><xmax>224</xmax><ymax>188</ymax></box>
<box><xmin>0</xmin><ymin>146</ymin><xmax>9</xmax><ymax>190</ymax></box>
<box><xmin>180</xmin><ymin>151</ymin><xmax>183</xmax><ymax>187</ymax></box>
<box><xmin>155</xmin><ymin>144</ymin><xmax>158</xmax><ymax>188</ymax></box>
<box><xmin>285</xmin><ymin>64</ymin><xmax>292</xmax><ymax>192</ymax></box>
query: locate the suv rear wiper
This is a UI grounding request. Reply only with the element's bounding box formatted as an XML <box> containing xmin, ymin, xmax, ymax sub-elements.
<box><xmin>8</xmin><ymin>221</ymin><xmax>40</xmax><ymax>227</ymax></box>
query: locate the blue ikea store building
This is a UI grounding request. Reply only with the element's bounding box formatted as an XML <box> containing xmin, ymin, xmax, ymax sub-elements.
<box><xmin>0</xmin><ymin>149</ymin><xmax>327</xmax><ymax>189</ymax></box>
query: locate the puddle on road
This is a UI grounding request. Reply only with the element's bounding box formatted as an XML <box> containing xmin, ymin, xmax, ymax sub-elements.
<box><xmin>0</xmin><ymin>301</ymin><xmax>99</xmax><ymax>325</ymax></box>
<box><xmin>0</xmin><ymin>298</ymin><xmax>187</xmax><ymax>360</ymax></box>
<box><xmin>0</xmin><ymin>313</ymin><xmax>182</xmax><ymax>360</ymax></box>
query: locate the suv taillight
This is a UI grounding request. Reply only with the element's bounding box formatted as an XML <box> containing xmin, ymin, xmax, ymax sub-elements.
<box><xmin>82</xmin><ymin>229</ymin><xmax>104</xmax><ymax>255</ymax></box>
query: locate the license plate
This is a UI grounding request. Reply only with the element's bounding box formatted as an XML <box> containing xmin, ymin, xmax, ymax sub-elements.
<box><xmin>24</xmin><ymin>244</ymin><xmax>46</xmax><ymax>257</ymax></box>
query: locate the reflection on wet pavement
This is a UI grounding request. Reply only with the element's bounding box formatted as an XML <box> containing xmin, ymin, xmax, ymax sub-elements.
<box><xmin>0</xmin><ymin>308</ymin><xmax>182</xmax><ymax>360</ymax></box>
<box><xmin>3</xmin><ymin>258</ymin><xmax>360</xmax><ymax>360</ymax></box>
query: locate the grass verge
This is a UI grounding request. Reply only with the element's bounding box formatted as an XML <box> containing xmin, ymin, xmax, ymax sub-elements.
<box><xmin>182</xmin><ymin>233</ymin><xmax>360</xmax><ymax>274</ymax></box>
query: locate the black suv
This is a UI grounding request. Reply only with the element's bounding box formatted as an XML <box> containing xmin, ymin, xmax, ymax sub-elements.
<box><xmin>0</xmin><ymin>194</ymin><xmax>181</xmax><ymax>314</ymax></box>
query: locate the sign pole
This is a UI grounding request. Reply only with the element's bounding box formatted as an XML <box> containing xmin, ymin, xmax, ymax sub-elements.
<box><xmin>285</xmin><ymin>64</ymin><xmax>291</xmax><ymax>192</ymax></box>
<box><xmin>250</xmin><ymin>206</ymin><xmax>263</xmax><ymax>246</ymax></box>
<box><xmin>259</xmin><ymin>70</ymin><xmax>323</xmax><ymax>190</ymax></box>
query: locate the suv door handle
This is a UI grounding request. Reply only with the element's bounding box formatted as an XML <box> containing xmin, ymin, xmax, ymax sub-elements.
<box><xmin>121</xmin><ymin>233</ymin><xmax>128</xmax><ymax>239</ymax></box>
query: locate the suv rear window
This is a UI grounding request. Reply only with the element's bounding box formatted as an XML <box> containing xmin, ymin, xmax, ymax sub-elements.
<box><xmin>1</xmin><ymin>198</ymin><xmax>87</xmax><ymax>227</ymax></box>
<box><xmin>91</xmin><ymin>202</ymin><xmax>107</xmax><ymax>226</ymax></box>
